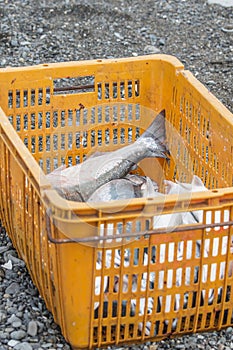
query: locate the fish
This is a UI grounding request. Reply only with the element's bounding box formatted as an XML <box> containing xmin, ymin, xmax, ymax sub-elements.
<box><xmin>87</xmin><ymin>174</ymin><xmax>160</xmax><ymax>202</ymax></box>
<box><xmin>87</xmin><ymin>178</ymin><xmax>135</xmax><ymax>202</ymax></box>
<box><xmin>46</xmin><ymin>109</ymin><xmax>169</xmax><ymax>202</ymax></box>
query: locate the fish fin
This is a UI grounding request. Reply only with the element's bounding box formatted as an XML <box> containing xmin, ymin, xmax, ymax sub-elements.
<box><xmin>139</xmin><ymin>109</ymin><xmax>170</xmax><ymax>159</ymax></box>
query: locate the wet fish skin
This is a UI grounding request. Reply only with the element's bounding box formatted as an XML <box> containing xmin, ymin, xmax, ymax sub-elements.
<box><xmin>87</xmin><ymin>179</ymin><xmax>135</xmax><ymax>202</ymax></box>
<box><xmin>47</xmin><ymin>110</ymin><xmax>169</xmax><ymax>201</ymax></box>
<box><xmin>87</xmin><ymin>175</ymin><xmax>160</xmax><ymax>202</ymax></box>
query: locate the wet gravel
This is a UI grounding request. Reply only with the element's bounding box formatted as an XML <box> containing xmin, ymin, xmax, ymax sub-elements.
<box><xmin>0</xmin><ymin>0</ymin><xmax>233</xmax><ymax>349</ymax></box>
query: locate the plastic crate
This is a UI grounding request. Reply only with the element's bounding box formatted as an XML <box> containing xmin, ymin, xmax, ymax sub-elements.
<box><xmin>0</xmin><ymin>55</ymin><xmax>233</xmax><ymax>349</ymax></box>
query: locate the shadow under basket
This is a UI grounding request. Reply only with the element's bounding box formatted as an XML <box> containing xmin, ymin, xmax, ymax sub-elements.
<box><xmin>0</xmin><ymin>54</ymin><xmax>233</xmax><ymax>349</ymax></box>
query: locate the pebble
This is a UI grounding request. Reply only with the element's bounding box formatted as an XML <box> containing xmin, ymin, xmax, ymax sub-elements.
<box><xmin>0</xmin><ymin>246</ymin><xmax>9</xmax><ymax>254</ymax></box>
<box><xmin>27</xmin><ymin>320</ymin><xmax>38</xmax><ymax>336</ymax></box>
<box><xmin>6</xmin><ymin>254</ymin><xmax>25</xmax><ymax>267</ymax></box>
<box><xmin>8</xmin><ymin>314</ymin><xmax>21</xmax><ymax>324</ymax></box>
<box><xmin>10</xmin><ymin>39</ymin><xmax>18</xmax><ymax>47</ymax></box>
<box><xmin>10</xmin><ymin>330</ymin><xmax>27</xmax><ymax>340</ymax></box>
<box><xmin>0</xmin><ymin>311</ymin><xmax>7</xmax><ymax>322</ymax></box>
<box><xmin>5</xmin><ymin>282</ymin><xmax>20</xmax><ymax>295</ymax></box>
<box><xmin>114</xmin><ymin>32</ymin><xmax>124</xmax><ymax>40</ymax></box>
<box><xmin>14</xmin><ymin>342</ymin><xmax>33</xmax><ymax>350</ymax></box>
<box><xmin>144</xmin><ymin>45</ymin><xmax>160</xmax><ymax>54</ymax></box>
<box><xmin>12</xmin><ymin>320</ymin><xmax>23</xmax><ymax>328</ymax></box>
<box><xmin>158</xmin><ymin>38</ymin><xmax>165</xmax><ymax>45</ymax></box>
<box><xmin>1</xmin><ymin>260</ymin><xmax>13</xmax><ymax>270</ymax></box>
<box><xmin>8</xmin><ymin>339</ymin><xmax>20</xmax><ymax>347</ymax></box>
<box><xmin>226</xmin><ymin>326</ymin><xmax>233</xmax><ymax>333</ymax></box>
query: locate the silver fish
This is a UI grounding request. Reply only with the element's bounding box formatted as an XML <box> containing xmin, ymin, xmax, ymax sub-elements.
<box><xmin>87</xmin><ymin>175</ymin><xmax>160</xmax><ymax>202</ymax></box>
<box><xmin>87</xmin><ymin>179</ymin><xmax>135</xmax><ymax>202</ymax></box>
<box><xmin>46</xmin><ymin>109</ymin><xmax>169</xmax><ymax>202</ymax></box>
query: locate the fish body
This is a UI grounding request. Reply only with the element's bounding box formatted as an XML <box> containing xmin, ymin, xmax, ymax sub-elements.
<box><xmin>47</xmin><ymin>110</ymin><xmax>169</xmax><ymax>201</ymax></box>
<box><xmin>87</xmin><ymin>179</ymin><xmax>135</xmax><ymax>202</ymax></box>
<box><xmin>88</xmin><ymin>175</ymin><xmax>160</xmax><ymax>202</ymax></box>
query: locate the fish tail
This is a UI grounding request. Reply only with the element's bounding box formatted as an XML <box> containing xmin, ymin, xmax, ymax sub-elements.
<box><xmin>139</xmin><ymin>109</ymin><xmax>170</xmax><ymax>159</ymax></box>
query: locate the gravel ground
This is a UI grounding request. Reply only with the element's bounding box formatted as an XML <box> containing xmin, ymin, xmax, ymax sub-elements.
<box><xmin>0</xmin><ymin>1</ymin><xmax>233</xmax><ymax>350</ymax></box>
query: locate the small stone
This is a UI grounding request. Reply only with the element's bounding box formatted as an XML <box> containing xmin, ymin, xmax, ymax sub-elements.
<box><xmin>0</xmin><ymin>246</ymin><xmax>9</xmax><ymax>254</ymax></box>
<box><xmin>41</xmin><ymin>344</ymin><xmax>52</xmax><ymax>348</ymax></box>
<box><xmin>5</xmin><ymin>327</ymin><xmax>14</xmax><ymax>333</ymax></box>
<box><xmin>10</xmin><ymin>39</ymin><xmax>18</xmax><ymax>47</ymax></box>
<box><xmin>209</xmin><ymin>340</ymin><xmax>216</xmax><ymax>346</ymax></box>
<box><xmin>20</xmin><ymin>41</ymin><xmax>31</xmax><ymax>46</ymax></box>
<box><xmin>159</xmin><ymin>38</ymin><xmax>165</xmax><ymax>45</ymax></box>
<box><xmin>0</xmin><ymin>331</ymin><xmax>9</xmax><ymax>340</ymax></box>
<box><xmin>114</xmin><ymin>32</ymin><xmax>124</xmax><ymax>40</ymax></box>
<box><xmin>7</xmin><ymin>254</ymin><xmax>25</xmax><ymax>267</ymax></box>
<box><xmin>140</xmin><ymin>27</ymin><xmax>147</xmax><ymax>32</ymax></box>
<box><xmin>144</xmin><ymin>45</ymin><xmax>160</xmax><ymax>54</ymax></box>
<box><xmin>8</xmin><ymin>314</ymin><xmax>20</xmax><ymax>323</ymax></box>
<box><xmin>218</xmin><ymin>345</ymin><xmax>225</xmax><ymax>350</ymax></box>
<box><xmin>14</xmin><ymin>342</ymin><xmax>33</xmax><ymax>350</ymax></box>
<box><xmin>8</xmin><ymin>339</ymin><xmax>20</xmax><ymax>347</ymax></box>
<box><xmin>3</xmin><ymin>293</ymin><xmax>10</xmax><ymax>298</ymax></box>
<box><xmin>1</xmin><ymin>260</ymin><xmax>12</xmax><ymax>270</ymax></box>
<box><xmin>0</xmin><ymin>58</ymin><xmax>6</xmax><ymax>66</ymax></box>
<box><xmin>5</xmin><ymin>282</ymin><xmax>20</xmax><ymax>295</ymax></box>
<box><xmin>12</xmin><ymin>320</ymin><xmax>22</xmax><ymax>328</ymax></box>
<box><xmin>0</xmin><ymin>311</ymin><xmax>7</xmax><ymax>323</ymax></box>
<box><xmin>27</xmin><ymin>320</ymin><xmax>38</xmax><ymax>337</ymax></box>
<box><xmin>226</xmin><ymin>326</ymin><xmax>233</xmax><ymax>333</ymax></box>
<box><xmin>0</xmin><ymin>346</ymin><xmax>8</xmax><ymax>350</ymax></box>
<box><xmin>7</xmin><ymin>307</ymin><xmax>18</xmax><ymax>314</ymax></box>
<box><xmin>132</xmin><ymin>52</ymin><xmax>138</xmax><ymax>56</ymax></box>
<box><xmin>10</xmin><ymin>330</ymin><xmax>26</xmax><ymax>340</ymax></box>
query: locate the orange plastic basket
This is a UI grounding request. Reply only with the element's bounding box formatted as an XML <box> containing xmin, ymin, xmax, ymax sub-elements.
<box><xmin>0</xmin><ymin>55</ymin><xmax>233</xmax><ymax>349</ymax></box>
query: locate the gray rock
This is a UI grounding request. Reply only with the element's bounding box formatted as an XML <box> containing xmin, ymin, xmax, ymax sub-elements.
<box><xmin>0</xmin><ymin>311</ymin><xmax>7</xmax><ymax>322</ymax></box>
<box><xmin>14</xmin><ymin>342</ymin><xmax>33</xmax><ymax>350</ymax></box>
<box><xmin>8</xmin><ymin>314</ymin><xmax>21</xmax><ymax>324</ymax></box>
<box><xmin>114</xmin><ymin>32</ymin><xmax>124</xmax><ymax>40</ymax></box>
<box><xmin>12</xmin><ymin>320</ymin><xmax>23</xmax><ymax>328</ymax></box>
<box><xmin>144</xmin><ymin>45</ymin><xmax>160</xmax><ymax>54</ymax></box>
<box><xmin>0</xmin><ymin>332</ymin><xmax>9</xmax><ymax>340</ymax></box>
<box><xmin>0</xmin><ymin>246</ymin><xmax>9</xmax><ymax>254</ymax></box>
<box><xmin>27</xmin><ymin>320</ymin><xmax>38</xmax><ymax>337</ymax></box>
<box><xmin>8</xmin><ymin>339</ymin><xmax>20</xmax><ymax>347</ymax></box>
<box><xmin>41</xmin><ymin>343</ymin><xmax>53</xmax><ymax>348</ymax></box>
<box><xmin>10</xmin><ymin>330</ymin><xmax>26</xmax><ymax>340</ymax></box>
<box><xmin>1</xmin><ymin>260</ymin><xmax>12</xmax><ymax>270</ymax></box>
<box><xmin>226</xmin><ymin>326</ymin><xmax>233</xmax><ymax>333</ymax></box>
<box><xmin>5</xmin><ymin>282</ymin><xmax>20</xmax><ymax>295</ymax></box>
<box><xmin>218</xmin><ymin>344</ymin><xmax>225</xmax><ymax>350</ymax></box>
<box><xmin>10</xmin><ymin>39</ymin><xmax>18</xmax><ymax>47</ymax></box>
<box><xmin>7</xmin><ymin>307</ymin><xmax>18</xmax><ymax>314</ymax></box>
<box><xmin>7</xmin><ymin>254</ymin><xmax>25</xmax><ymax>267</ymax></box>
<box><xmin>159</xmin><ymin>38</ymin><xmax>165</xmax><ymax>45</ymax></box>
